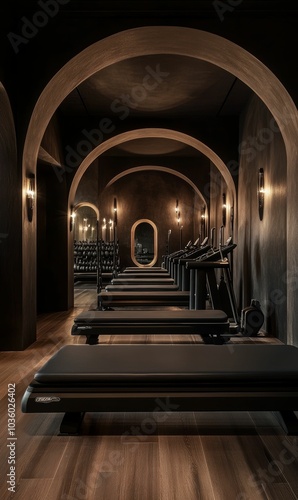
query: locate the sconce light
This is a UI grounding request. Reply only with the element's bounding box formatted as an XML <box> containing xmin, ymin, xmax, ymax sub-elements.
<box><xmin>70</xmin><ymin>206</ymin><xmax>76</xmax><ymax>232</ymax></box>
<box><xmin>113</xmin><ymin>197</ymin><xmax>117</xmax><ymax>225</ymax></box>
<box><xmin>200</xmin><ymin>205</ymin><xmax>206</xmax><ymax>237</ymax></box>
<box><xmin>175</xmin><ymin>200</ymin><xmax>181</xmax><ymax>226</ymax></box>
<box><xmin>258</xmin><ymin>168</ymin><xmax>265</xmax><ymax>220</ymax></box>
<box><xmin>26</xmin><ymin>174</ymin><xmax>35</xmax><ymax>222</ymax></box>
<box><xmin>222</xmin><ymin>193</ymin><xmax>227</xmax><ymax>227</ymax></box>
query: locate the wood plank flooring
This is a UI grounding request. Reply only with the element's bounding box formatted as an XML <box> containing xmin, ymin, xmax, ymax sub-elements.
<box><xmin>1</xmin><ymin>286</ymin><xmax>298</xmax><ymax>500</ymax></box>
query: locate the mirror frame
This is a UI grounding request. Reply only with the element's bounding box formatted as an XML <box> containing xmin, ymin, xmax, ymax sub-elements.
<box><xmin>131</xmin><ymin>219</ymin><xmax>158</xmax><ymax>267</ymax></box>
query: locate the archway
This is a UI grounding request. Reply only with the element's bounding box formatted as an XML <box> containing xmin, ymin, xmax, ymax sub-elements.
<box><xmin>72</xmin><ymin>203</ymin><xmax>99</xmax><ymax>242</ymax></box>
<box><xmin>23</xmin><ymin>26</ymin><xmax>297</xmax><ymax>171</ymax></box>
<box><xmin>103</xmin><ymin>165</ymin><xmax>211</xmax><ymax>236</ymax></box>
<box><xmin>69</xmin><ymin>128</ymin><xmax>234</xmax><ymax>223</ymax></box>
<box><xmin>22</xmin><ymin>26</ymin><xmax>298</xmax><ymax>340</ymax></box>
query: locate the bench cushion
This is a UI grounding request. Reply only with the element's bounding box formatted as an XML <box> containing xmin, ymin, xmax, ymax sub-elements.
<box><xmin>111</xmin><ymin>278</ymin><xmax>175</xmax><ymax>285</ymax></box>
<box><xmin>72</xmin><ymin>310</ymin><xmax>230</xmax><ymax>339</ymax></box>
<box><xmin>105</xmin><ymin>284</ymin><xmax>180</xmax><ymax>292</ymax></box>
<box><xmin>33</xmin><ymin>344</ymin><xmax>298</xmax><ymax>384</ymax></box>
<box><xmin>98</xmin><ymin>291</ymin><xmax>190</xmax><ymax>306</ymax></box>
<box><xmin>73</xmin><ymin>309</ymin><xmax>228</xmax><ymax>325</ymax></box>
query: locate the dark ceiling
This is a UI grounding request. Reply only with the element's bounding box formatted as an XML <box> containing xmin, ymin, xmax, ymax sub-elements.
<box><xmin>59</xmin><ymin>55</ymin><xmax>252</xmax><ymax>120</ymax></box>
<box><xmin>27</xmin><ymin>0</ymin><xmax>295</xmax><ymax>161</ymax></box>
<box><xmin>57</xmin><ymin>54</ymin><xmax>252</xmax><ymax>157</ymax></box>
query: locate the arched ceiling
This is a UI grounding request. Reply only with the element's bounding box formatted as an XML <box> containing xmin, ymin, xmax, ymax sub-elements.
<box><xmin>45</xmin><ymin>52</ymin><xmax>252</xmax><ymax>161</ymax></box>
<box><xmin>30</xmin><ymin>24</ymin><xmax>296</xmax><ymax>195</ymax></box>
<box><xmin>59</xmin><ymin>54</ymin><xmax>252</xmax><ymax>122</ymax></box>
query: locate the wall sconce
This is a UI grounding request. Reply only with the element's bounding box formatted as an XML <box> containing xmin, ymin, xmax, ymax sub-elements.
<box><xmin>70</xmin><ymin>206</ymin><xmax>76</xmax><ymax>231</ymax></box>
<box><xmin>113</xmin><ymin>197</ymin><xmax>117</xmax><ymax>225</ymax></box>
<box><xmin>258</xmin><ymin>168</ymin><xmax>265</xmax><ymax>221</ymax></box>
<box><xmin>222</xmin><ymin>193</ymin><xmax>227</xmax><ymax>227</ymax></box>
<box><xmin>200</xmin><ymin>205</ymin><xmax>206</xmax><ymax>237</ymax></box>
<box><xmin>26</xmin><ymin>174</ymin><xmax>35</xmax><ymax>222</ymax></box>
<box><xmin>175</xmin><ymin>200</ymin><xmax>181</xmax><ymax>226</ymax></box>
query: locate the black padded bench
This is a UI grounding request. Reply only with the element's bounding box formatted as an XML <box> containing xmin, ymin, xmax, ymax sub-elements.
<box><xmin>117</xmin><ymin>273</ymin><xmax>170</xmax><ymax>279</ymax></box>
<box><xmin>111</xmin><ymin>278</ymin><xmax>175</xmax><ymax>285</ymax></box>
<box><xmin>105</xmin><ymin>284</ymin><xmax>180</xmax><ymax>292</ymax></box>
<box><xmin>71</xmin><ymin>309</ymin><xmax>230</xmax><ymax>344</ymax></box>
<box><xmin>98</xmin><ymin>290</ymin><xmax>190</xmax><ymax>309</ymax></box>
<box><xmin>21</xmin><ymin>344</ymin><xmax>298</xmax><ymax>435</ymax></box>
<box><xmin>123</xmin><ymin>267</ymin><xmax>167</xmax><ymax>273</ymax></box>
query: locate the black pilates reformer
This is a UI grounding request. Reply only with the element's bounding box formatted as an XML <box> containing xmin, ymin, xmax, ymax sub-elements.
<box><xmin>123</xmin><ymin>267</ymin><xmax>168</xmax><ymax>273</ymax></box>
<box><xmin>97</xmin><ymin>242</ymin><xmax>236</xmax><ymax>313</ymax></box>
<box><xmin>21</xmin><ymin>344</ymin><xmax>298</xmax><ymax>436</ymax></box>
<box><xmin>98</xmin><ymin>290</ymin><xmax>190</xmax><ymax>309</ymax></box>
<box><xmin>71</xmin><ymin>309</ymin><xmax>230</xmax><ymax>344</ymax></box>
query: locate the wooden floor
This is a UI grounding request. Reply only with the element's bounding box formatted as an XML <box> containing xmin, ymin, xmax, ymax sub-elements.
<box><xmin>1</xmin><ymin>286</ymin><xmax>298</xmax><ymax>500</ymax></box>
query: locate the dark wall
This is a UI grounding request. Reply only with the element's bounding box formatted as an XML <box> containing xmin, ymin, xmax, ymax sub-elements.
<box><xmin>1</xmin><ymin>3</ymin><xmax>296</xmax><ymax>349</ymax></box>
<box><xmin>74</xmin><ymin>154</ymin><xmax>214</xmax><ymax>268</ymax></box>
<box><xmin>236</xmin><ymin>95</ymin><xmax>287</xmax><ymax>341</ymax></box>
<box><xmin>208</xmin><ymin>163</ymin><xmax>232</xmax><ymax>248</ymax></box>
<box><xmin>99</xmin><ymin>170</ymin><xmax>199</xmax><ymax>269</ymax></box>
<box><xmin>0</xmin><ymin>84</ymin><xmax>25</xmax><ymax>350</ymax></box>
<box><xmin>74</xmin><ymin>161</ymin><xmax>99</xmax><ymax>208</ymax></box>
<box><xmin>37</xmin><ymin>164</ymin><xmax>69</xmax><ymax>313</ymax></box>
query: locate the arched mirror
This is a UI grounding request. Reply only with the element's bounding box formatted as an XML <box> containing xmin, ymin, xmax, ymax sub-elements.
<box><xmin>131</xmin><ymin>219</ymin><xmax>158</xmax><ymax>267</ymax></box>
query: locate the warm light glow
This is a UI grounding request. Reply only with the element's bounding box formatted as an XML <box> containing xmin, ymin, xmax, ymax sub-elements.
<box><xmin>258</xmin><ymin>168</ymin><xmax>265</xmax><ymax>221</ymax></box>
<box><xmin>69</xmin><ymin>207</ymin><xmax>76</xmax><ymax>231</ymax></box>
<box><xmin>27</xmin><ymin>188</ymin><xmax>35</xmax><ymax>199</ymax></box>
<box><xmin>26</xmin><ymin>174</ymin><xmax>35</xmax><ymax>221</ymax></box>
